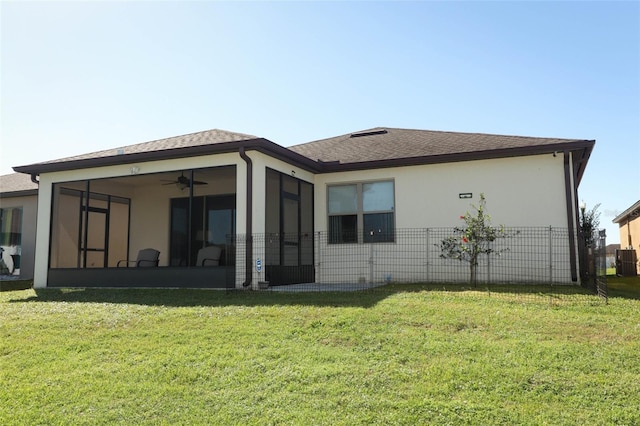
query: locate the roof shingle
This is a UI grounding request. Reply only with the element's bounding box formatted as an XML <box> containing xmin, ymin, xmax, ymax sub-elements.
<box><xmin>34</xmin><ymin>128</ymin><xmax>258</xmax><ymax>166</ymax></box>
<box><xmin>0</xmin><ymin>173</ymin><xmax>39</xmax><ymax>196</ymax></box>
<box><xmin>289</xmin><ymin>127</ymin><xmax>589</xmax><ymax>164</ymax></box>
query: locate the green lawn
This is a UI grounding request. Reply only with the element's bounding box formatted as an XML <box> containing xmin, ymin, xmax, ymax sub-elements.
<box><xmin>1</xmin><ymin>280</ymin><xmax>639</xmax><ymax>425</ymax></box>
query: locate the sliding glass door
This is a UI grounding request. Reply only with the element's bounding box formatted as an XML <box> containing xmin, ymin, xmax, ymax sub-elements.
<box><xmin>169</xmin><ymin>195</ymin><xmax>235</xmax><ymax>266</ymax></box>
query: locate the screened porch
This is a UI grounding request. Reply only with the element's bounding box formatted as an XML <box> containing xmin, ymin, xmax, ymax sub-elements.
<box><xmin>47</xmin><ymin>165</ymin><xmax>237</xmax><ymax>288</ymax></box>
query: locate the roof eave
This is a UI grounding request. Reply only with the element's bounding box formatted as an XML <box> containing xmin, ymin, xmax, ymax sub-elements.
<box><xmin>11</xmin><ymin>136</ymin><xmax>595</xmax><ymax>180</ymax></box>
<box><xmin>13</xmin><ymin>138</ymin><xmax>321</xmax><ymax>175</ymax></box>
<box><xmin>612</xmin><ymin>200</ymin><xmax>640</xmax><ymax>223</ymax></box>
<box><xmin>0</xmin><ymin>189</ymin><xmax>39</xmax><ymax>198</ymax></box>
<box><xmin>317</xmin><ymin>140</ymin><xmax>596</xmax><ymax>173</ymax></box>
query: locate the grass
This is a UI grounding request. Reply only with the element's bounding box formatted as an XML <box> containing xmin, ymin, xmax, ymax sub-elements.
<box><xmin>1</xmin><ymin>280</ymin><xmax>639</xmax><ymax>425</ymax></box>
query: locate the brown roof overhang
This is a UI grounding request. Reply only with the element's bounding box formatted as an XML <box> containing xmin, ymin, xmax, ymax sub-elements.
<box><xmin>613</xmin><ymin>200</ymin><xmax>640</xmax><ymax>223</ymax></box>
<box><xmin>13</xmin><ymin>138</ymin><xmax>322</xmax><ymax>175</ymax></box>
<box><xmin>0</xmin><ymin>189</ymin><xmax>39</xmax><ymax>198</ymax></box>
<box><xmin>13</xmin><ymin>137</ymin><xmax>595</xmax><ymax>183</ymax></box>
<box><xmin>317</xmin><ymin>139</ymin><xmax>595</xmax><ymax>179</ymax></box>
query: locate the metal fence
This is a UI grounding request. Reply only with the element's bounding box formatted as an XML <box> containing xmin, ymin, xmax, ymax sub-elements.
<box><xmin>228</xmin><ymin>227</ymin><xmax>608</xmax><ymax>303</ymax></box>
<box><xmin>313</xmin><ymin>227</ymin><xmax>577</xmax><ymax>286</ymax></box>
<box><xmin>593</xmin><ymin>230</ymin><xmax>608</xmax><ymax>301</ymax></box>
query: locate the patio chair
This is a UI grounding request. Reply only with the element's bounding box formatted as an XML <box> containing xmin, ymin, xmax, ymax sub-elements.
<box><xmin>196</xmin><ymin>246</ymin><xmax>222</xmax><ymax>266</ymax></box>
<box><xmin>117</xmin><ymin>248</ymin><xmax>160</xmax><ymax>267</ymax></box>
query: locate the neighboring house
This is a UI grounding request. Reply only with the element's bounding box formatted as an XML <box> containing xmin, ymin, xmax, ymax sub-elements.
<box><xmin>0</xmin><ymin>173</ymin><xmax>39</xmax><ymax>280</ymax></box>
<box><xmin>613</xmin><ymin>200</ymin><xmax>640</xmax><ymax>275</ymax></box>
<box><xmin>8</xmin><ymin>127</ymin><xmax>595</xmax><ymax>289</ymax></box>
<box><xmin>605</xmin><ymin>244</ymin><xmax>621</xmax><ymax>269</ymax></box>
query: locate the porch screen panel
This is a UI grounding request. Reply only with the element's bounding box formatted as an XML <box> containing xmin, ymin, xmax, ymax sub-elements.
<box><xmin>300</xmin><ymin>181</ymin><xmax>313</xmax><ymax>265</ymax></box>
<box><xmin>205</xmin><ymin>194</ymin><xmax>236</xmax><ymax>266</ymax></box>
<box><xmin>265</xmin><ymin>169</ymin><xmax>281</xmax><ymax>267</ymax></box>
<box><xmin>283</xmin><ymin>197</ymin><xmax>299</xmax><ymax>266</ymax></box>
<box><xmin>170</xmin><ymin>198</ymin><xmax>189</xmax><ymax>267</ymax></box>
<box><xmin>107</xmin><ymin>197</ymin><xmax>130</xmax><ymax>267</ymax></box>
<box><xmin>82</xmin><ymin>210</ymin><xmax>107</xmax><ymax>268</ymax></box>
<box><xmin>50</xmin><ymin>186</ymin><xmax>82</xmax><ymax>268</ymax></box>
<box><xmin>170</xmin><ymin>194</ymin><xmax>235</xmax><ymax>266</ymax></box>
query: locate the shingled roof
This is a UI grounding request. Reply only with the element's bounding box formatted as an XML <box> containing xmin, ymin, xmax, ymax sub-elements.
<box><xmin>289</xmin><ymin>127</ymin><xmax>593</xmax><ymax>165</ymax></box>
<box><xmin>0</xmin><ymin>173</ymin><xmax>39</xmax><ymax>197</ymax></box>
<box><xmin>15</xmin><ymin>129</ymin><xmax>259</xmax><ymax>172</ymax></box>
<box><xmin>12</xmin><ymin>126</ymin><xmax>594</xmax><ymax>180</ymax></box>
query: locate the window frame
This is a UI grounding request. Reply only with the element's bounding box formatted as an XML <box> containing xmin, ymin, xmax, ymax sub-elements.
<box><xmin>327</xmin><ymin>179</ymin><xmax>395</xmax><ymax>244</ymax></box>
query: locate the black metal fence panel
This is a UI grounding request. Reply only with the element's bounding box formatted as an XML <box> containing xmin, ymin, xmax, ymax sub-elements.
<box><xmin>313</xmin><ymin>227</ymin><xmax>575</xmax><ymax>285</ymax></box>
<box><xmin>228</xmin><ymin>227</ymin><xmax>607</xmax><ymax>303</ymax></box>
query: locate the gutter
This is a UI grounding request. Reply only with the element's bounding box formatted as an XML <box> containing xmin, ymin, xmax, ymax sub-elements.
<box><xmin>564</xmin><ymin>150</ymin><xmax>578</xmax><ymax>282</ymax></box>
<box><xmin>239</xmin><ymin>147</ymin><xmax>253</xmax><ymax>288</ymax></box>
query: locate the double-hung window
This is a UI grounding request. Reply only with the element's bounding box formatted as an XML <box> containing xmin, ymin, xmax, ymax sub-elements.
<box><xmin>328</xmin><ymin>180</ymin><xmax>395</xmax><ymax>244</ymax></box>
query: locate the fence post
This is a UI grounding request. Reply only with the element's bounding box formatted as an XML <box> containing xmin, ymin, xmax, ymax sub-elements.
<box><xmin>369</xmin><ymin>238</ymin><xmax>374</xmax><ymax>284</ymax></box>
<box><xmin>425</xmin><ymin>228</ymin><xmax>430</xmax><ymax>282</ymax></box>
<box><xmin>315</xmin><ymin>231</ymin><xmax>322</xmax><ymax>284</ymax></box>
<box><xmin>548</xmin><ymin>226</ymin><xmax>553</xmax><ymax>284</ymax></box>
<box><xmin>487</xmin><ymin>242</ymin><xmax>491</xmax><ymax>284</ymax></box>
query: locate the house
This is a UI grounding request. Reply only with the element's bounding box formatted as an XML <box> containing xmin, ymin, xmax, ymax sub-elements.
<box><xmin>613</xmin><ymin>200</ymin><xmax>640</xmax><ymax>275</ymax></box>
<box><xmin>605</xmin><ymin>244</ymin><xmax>621</xmax><ymax>269</ymax></box>
<box><xmin>7</xmin><ymin>127</ymin><xmax>595</xmax><ymax>289</ymax></box>
<box><xmin>0</xmin><ymin>173</ymin><xmax>39</xmax><ymax>280</ymax></box>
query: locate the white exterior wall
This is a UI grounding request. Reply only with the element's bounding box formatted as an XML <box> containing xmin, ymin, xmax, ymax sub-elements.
<box><xmin>314</xmin><ymin>153</ymin><xmax>568</xmax><ymax>231</ymax></box>
<box><xmin>0</xmin><ymin>194</ymin><xmax>38</xmax><ymax>280</ymax></box>
<box><xmin>313</xmin><ymin>153</ymin><xmax>576</xmax><ymax>284</ymax></box>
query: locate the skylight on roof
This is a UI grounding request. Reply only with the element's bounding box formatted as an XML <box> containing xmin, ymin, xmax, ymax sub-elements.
<box><xmin>350</xmin><ymin>129</ymin><xmax>388</xmax><ymax>138</ymax></box>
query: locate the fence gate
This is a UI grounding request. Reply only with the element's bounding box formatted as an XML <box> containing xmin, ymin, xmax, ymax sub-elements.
<box><xmin>594</xmin><ymin>229</ymin><xmax>608</xmax><ymax>302</ymax></box>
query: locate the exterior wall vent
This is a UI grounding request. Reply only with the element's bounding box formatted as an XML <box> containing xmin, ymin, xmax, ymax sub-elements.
<box><xmin>350</xmin><ymin>129</ymin><xmax>388</xmax><ymax>138</ymax></box>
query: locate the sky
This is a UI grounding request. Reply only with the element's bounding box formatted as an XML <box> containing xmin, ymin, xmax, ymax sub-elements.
<box><xmin>1</xmin><ymin>1</ymin><xmax>638</xmax><ymax>243</ymax></box>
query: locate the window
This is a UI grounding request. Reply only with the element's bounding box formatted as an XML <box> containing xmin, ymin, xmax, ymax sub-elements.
<box><xmin>328</xmin><ymin>181</ymin><xmax>395</xmax><ymax>243</ymax></box>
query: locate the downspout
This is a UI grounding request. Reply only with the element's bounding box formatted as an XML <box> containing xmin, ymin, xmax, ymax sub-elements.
<box><xmin>239</xmin><ymin>147</ymin><xmax>253</xmax><ymax>288</ymax></box>
<box><xmin>30</xmin><ymin>173</ymin><xmax>39</xmax><ymax>185</ymax></box>
<box><xmin>563</xmin><ymin>150</ymin><xmax>578</xmax><ymax>282</ymax></box>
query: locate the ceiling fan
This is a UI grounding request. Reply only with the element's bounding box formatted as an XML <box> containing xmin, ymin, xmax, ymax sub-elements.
<box><xmin>161</xmin><ymin>172</ymin><xmax>208</xmax><ymax>190</ymax></box>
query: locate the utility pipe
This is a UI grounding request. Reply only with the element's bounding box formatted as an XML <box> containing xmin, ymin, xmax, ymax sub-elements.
<box><xmin>239</xmin><ymin>147</ymin><xmax>253</xmax><ymax>288</ymax></box>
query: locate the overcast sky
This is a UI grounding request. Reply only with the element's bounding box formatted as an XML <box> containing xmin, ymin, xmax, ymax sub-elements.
<box><xmin>1</xmin><ymin>1</ymin><xmax>638</xmax><ymax>243</ymax></box>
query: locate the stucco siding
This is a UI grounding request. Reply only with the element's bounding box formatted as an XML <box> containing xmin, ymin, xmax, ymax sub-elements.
<box><xmin>619</xmin><ymin>215</ymin><xmax>640</xmax><ymax>274</ymax></box>
<box><xmin>312</xmin><ymin>153</ymin><xmax>575</xmax><ymax>284</ymax></box>
<box><xmin>314</xmin><ymin>153</ymin><xmax>567</xmax><ymax>231</ymax></box>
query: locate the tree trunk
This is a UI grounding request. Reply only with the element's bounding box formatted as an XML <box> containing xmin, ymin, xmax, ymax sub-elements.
<box><xmin>470</xmin><ymin>262</ymin><xmax>478</xmax><ymax>287</ymax></box>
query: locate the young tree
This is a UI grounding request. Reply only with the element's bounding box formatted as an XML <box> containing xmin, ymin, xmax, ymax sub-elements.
<box><xmin>579</xmin><ymin>201</ymin><xmax>601</xmax><ymax>247</ymax></box>
<box><xmin>438</xmin><ymin>194</ymin><xmax>513</xmax><ymax>286</ymax></box>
